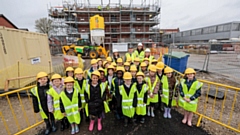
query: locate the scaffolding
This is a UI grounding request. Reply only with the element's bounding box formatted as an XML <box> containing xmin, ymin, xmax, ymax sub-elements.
<box><xmin>48</xmin><ymin>0</ymin><xmax>161</xmax><ymax>48</ymax></box>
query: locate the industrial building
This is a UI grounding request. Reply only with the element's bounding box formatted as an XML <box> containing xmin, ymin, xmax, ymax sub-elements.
<box><xmin>48</xmin><ymin>0</ymin><xmax>161</xmax><ymax>49</ymax></box>
<box><xmin>163</xmin><ymin>22</ymin><xmax>240</xmax><ymax>44</ymax></box>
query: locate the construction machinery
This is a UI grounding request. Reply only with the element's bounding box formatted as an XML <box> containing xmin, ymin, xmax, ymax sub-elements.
<box><xmin>62</xmin><ymin>15</ymin><xmax>109</xmax><ymax>59</ymax></box>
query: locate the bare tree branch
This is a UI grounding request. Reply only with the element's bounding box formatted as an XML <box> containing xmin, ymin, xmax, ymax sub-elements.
<box><xmin>35</xmin><ymin>17</ymin><xmax>53</xmax><ymax>36</ymax></box>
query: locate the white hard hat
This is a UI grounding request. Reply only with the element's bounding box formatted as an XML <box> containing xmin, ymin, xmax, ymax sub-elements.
<box><xmin>113</xmin><ymin>49</ymin><xmax>118</xmax><ymax>53</ymax></box>
<box><xmin>145</xmin><ymin>48</ymin><xmax>151</xmax><ymax>52</ymax></box>
<box><xmin>138</xmin><ymin>43</ymin><xmax>143</xmax><ymax>46</ymax></box>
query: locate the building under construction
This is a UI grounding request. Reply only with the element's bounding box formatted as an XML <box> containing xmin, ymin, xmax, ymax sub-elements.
<box><xmin>48</xmin><ymin>0</ymin><xmax>161</xmax><ymax>49</ymax></box>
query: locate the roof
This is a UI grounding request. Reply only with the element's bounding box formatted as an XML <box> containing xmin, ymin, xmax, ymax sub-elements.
<box><xmin>0</xmin><ymin>14</ymin><xmax>18</xmax><ymax>29</ymax></box>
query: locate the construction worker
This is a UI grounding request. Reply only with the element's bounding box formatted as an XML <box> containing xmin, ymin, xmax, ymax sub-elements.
<box><xmin>60</xmin><ymin>77</ymin><xmax>82</xmax><ymax>135</ymax></box>
<box><xmin>84</xmin><ymin>70</ymin><xmax>110</xmax><ymax>131</ymax></box>
<box><xmin>135</xmin><ymin>72</ymin><xmax>148</xmax><ymax>124</ymax></box>
<box><xmin>106</xmin><ymin>57</ymin><xmax>113</xmax><ymax>65</ymax></box>
<box><xmin>144</xmin><ymin>48</ymin><xmax>154</xmax><ymax>64</ymax></box>
<box><xmin>87</xmin><ymin>59</ymin><xmax>98</xmax><ymax>80</ymax></box>
<box><xmin>133</xmin><ymin>57</ymin><xmax>140</xmax><ymax>72</ymax></box>
<box><xmin>145</xmin><ymin>65</ymin><xmax>160</xmax><ymax>117</ymax></box>
<box><xmin>134</xmin><ymin>43</ymin><xmax>145</xmax><ymax>62</ymax></box>
<box><xmin>160</xmin><ymin>67</ymin><xmax>177</xmax><ymax>119</ymax></box>
<box><xmin>156</xmin><ymin>62</ymin><xmax>165</xmax><ymax>111</ymax></box>
<box><xmin>179</xmin><ymin>68</ymin><xmax>202</xmax><ymax>127</ymax></box>
<box><xmin>125</xmin><ymin>45</ymin><xmax>135</xmax><ymax>63</ymax></box>
<box><xmin>140</xmin><ymin>62</ymin><xmax>148</xmax><ymax>76</ymax></box>
<box><xmin>97</xmin><ymin>58</ymin><xmax>103</xmax><ymax>68</ymax></box>
<box><xmin>74</xmin><ymin>68</ymin><xmax>89</xmax><ymax>123</ymax></box>
<box><xmin>117</xmin><ymin>58</ymin><xmax>123</xmax><ymax>67</ymax></box>
<box><xmin>66</xmin><ymin>67</ymin><xmax>74</xmax><ymax>78</ymax></box>
<box><xmin>130</xmin><ymin>65</ymin><xmax>138</xmax><ymax>83</ymax></box>
<box><xmin>112</xmin><ymin>49</ymin><xmax>121</xmax><ymax>62</ymax></box>
<box><xmin>124</xmin><ymin>62</ymin><xmax>131</xmax><ymax>72</ymax></box>
<box><xmin>111</xmin><ymin>66</ymin><xmax>125</xmax><ymax>120</ymax></box>
<box><xmin>31</xmin><ymin>72</ymin><xmax>56</xmax><ymax>135</ymax></box>
<box><xmin>119</xmin><ymin>72</ymin><xmax>137</xmax><ymax>127</ymax></box>
<box><xmin>47</xmin><ymin>74</ymin><xmax>65</xmax><ymax>131</ymax></box>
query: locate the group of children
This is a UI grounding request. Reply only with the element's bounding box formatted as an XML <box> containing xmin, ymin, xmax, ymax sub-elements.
<box><xmin>31</xmin><ymin>45</ymin><xmax>202</xmax><ymax>135</ymax></box>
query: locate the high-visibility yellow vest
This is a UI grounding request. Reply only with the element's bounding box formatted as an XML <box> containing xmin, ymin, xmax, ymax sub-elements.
<box><xmin>136</xmin><ymin>83</ymin><xmax>148</xmax><ymax>115</ymax></box>
<box><xmin>125</xmin><ymin>53</ymin><xmax>135</xmax><ymax>62</ymax></box>
<box><xmin>161</xmin><ymin>75</ymin><xmax>177</xmax><ymax>107</ymax></box>
<box><xmin>60</xmin><ymin>89</ymin><xmax>81</xmax><ymax>124</ymax></box>
<box><xmin>85</xmin><ymin>82</ymin><xmax>110</xmax><ymax>116</ymax></box>
<box><xmin>145</xmin><ymin>55</ymin><xmax>154</xmax><ymax>64</ymax></box>
<box><xmin>74</xmin><ymin>79</ymin><xmax>86</xmax><ymax>108</ymax></box>
<box><xmin>47</xmin><ymin>87</ymin><xmax>64</xmax><ymax>120</ymax></box>
<box><xmin>145</xmin><ymin>76</ymin><xmax>159</xmax><ymax>104</ymax></box>
<box><xmin>31</xmin><ymin>87</ymin><xmax>48</xmax><ymax>119</ymax></box>
<box><xmin>178</xmin><ymin>79</ymin><xmax>203</xmax><ymax>112</ymax></box>
<box><xmin>119</xmin><ymin>84</ymin><xmax>136</xmax><ymax>118</ymax></box>
<box><xmin>134</xmin><ymin>50</ymin><xmax>145</xmax><ymax>62</ymax></box>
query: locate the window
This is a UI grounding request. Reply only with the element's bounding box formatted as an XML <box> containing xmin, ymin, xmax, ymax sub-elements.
<box><xmin>209</xmin><ymin>26</ymin><xmax>216</xmax><ymax>33</ymax></box>
<box><xmin>176</xmin><ymin>32</ymin><xmax>182</xmax><ymax>37</ymax></box>
<box><xmin>195</xmin><ymin>29</ymin><xmax>202</xmax><ymax>35</ymax></box>
<box><xmin>223</xmin><ymin>24</ymin><xmax>231</xmax><ymax>31</ymax></box>
<box><xmin>203</xmin><ymin>28</ymin><xmax>209</xmax><ymax>34</ymax></box>
<box><xmin>191</xmin><ymin>30</ymin><xmax>196</xmax><ymax>36</ymax></box>
<box><xmin>217</xmin><ymin>25</ymin><xmax>224</xmax><ymax>32</ymax></box>
<box><xmin>232</xmin><ymin>23</ymin><xmax>240</xmax><ymax>31</ymax></box>
<box><xmin>182</xmin><ymin>31</ymin><xmax>190</xmax><ymax>36</ymax></box>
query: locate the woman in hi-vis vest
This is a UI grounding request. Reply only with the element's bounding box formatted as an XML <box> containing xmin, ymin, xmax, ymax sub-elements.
<box><xmin>178</xmin><ymin>68</ymin><xmax>202</xmax><ymax>127</ymax></box>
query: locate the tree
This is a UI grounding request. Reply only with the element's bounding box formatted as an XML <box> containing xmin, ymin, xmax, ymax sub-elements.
<box><xmin>35</xmin><ymin>18</ymin><xmax>53</xmax><ymax>35</ymax></box>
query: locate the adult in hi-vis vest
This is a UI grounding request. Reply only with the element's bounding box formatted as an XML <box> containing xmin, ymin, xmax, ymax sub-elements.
<box><xmin>134</xmin><ymin>43</ymin><xmax>145</xmax><ymax>62</ymax></box>
<box><xmin>74</xmin><ymin>67</ymin><xmax>90</xmax><ymax>123</ymax></box>
<box><xmin>119</xmin><ymin>72</ymin><xmax>138</xmax><ymax>127</ymax></box>
<box><xmin>124</xmin><ymin>45</ymin><xmax>135</xmax><ymax>63</ymax></box>
<box><xmin>59</xmin><ymin>77</ymin><xmax>82</xmax><ymax>135</ymax></box>
<box><xmin>160</xmin><ymin>67</ymin><xmax>178</xmax><ymax>119</ymax></box>
<box><xmin>179</xmin><ymin>68</ymin><xmax>202</xmax><ymax>127</ymax></box>
<box><xmin>145</xmin><ymin>65</ymin><xmax>160</xmax><ymax>117</ymax></box>
<box><xmin>135</xmin><ymin>72</ymin><xmax>148</xmax><ymax>124</ymax></box>
<box><xmin>84</xmin><ymin>70</ymin><xmax>110</xmax><ymax>131</ymax></box>
<box><xmin>47</xmin><ymin>74</ymin><xmax>65</xmax><ymax>131</ymax></box>
<box><xmin>31</xmin><ymin>72</ymin><xmax>56</xmax><ymax>135</ymax></box>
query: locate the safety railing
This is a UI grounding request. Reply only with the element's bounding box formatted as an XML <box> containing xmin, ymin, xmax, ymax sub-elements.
<box><xmin>172</xmin><ymin>69</ymin><xmax>240</xmax><ymax>133</ymax></box>
<box><xmin>0</xmin><ymin>85</ymin><xmax>44</xmax><ymax>135</ymax></box>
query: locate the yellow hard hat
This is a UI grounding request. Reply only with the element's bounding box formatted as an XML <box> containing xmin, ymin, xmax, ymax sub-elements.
<box><xmin>156</xmin><ymin>62</ymin><xmax>164</xmax><ymax>70</ymax></box>
<box><xmin>91</xmin><ymin>70</ymin><xmax>101</xmax><ymax>77</ymax></box>
<box><xmin>66</xmin><ymin>67</ymin><xmax>74</xmax><ymax>72</ymax></box>
<box><xmin>98</xmin><ymin>67</ymin><xmax>105</xmax><ymax>72</ymax></box>
<box><xmin>144</xmin><ymin>58</ymin><xmax>149</xmax><ymax>61</ymax></box>
<box><xmin>116</xmin><ymin>66</ymin><xmax>125</xmax><ymax>72</ymax></box>
<box><xmin>149</xmin><ymin>65</ymin><xmax>157</xmax><ymax>72</ymax></box>
<box><xmin>36</xmin><ymin>72</ymin><xmax>48</xmax><ymax>79</ymax></box>
<box><xmin>152</xmin><ymin>59</ymin><xmax>158</xmax><ymax>63</ymax></box>
<box><xmin>123</xmin><ymin>72</ymin><xmax>132</xmax><ymax>79</ymax></box>
<box><xmin>117</xmin><ymin>58</ymin><xmax>123</xmax><ymax>63</ymax></box>
<box><xmin>107</xmin><ymin>65</ymin><xmax>114</xmax><ymax>70</ymax></box>
<box><xmin>64</xmin><ymin>77</ymin><xmax>74</xmax><ymax>83</ymax></box>
<box><xmin>106</xmin><ymin>57</ymin><xmax>112</xmax><ymax>62</ymax></box>
<box><xmin>134</xmin><ymin>57</ymin><xmax>140</xmax><ymax>62</ymax></box>
<box><xmin>136</xmin><ymin>72</ymin><xmax>145</xmax><ymax>77</ymax></box>
<box><xmin>140</xmin><ymin>62</ymin><xmax>147</xmax><ymax>67</ymax></box>
<box><xmin>74</xmin><ymin>68</ymin><xmax>83</xmax><ymax>74</ymax></box>
<box><xmin>91</xmin><ymin>59</ymin><xmax>98</xmax><ymax>65</ymax></box>
<box><xmin>126</xmin><ymin>57</ymin><xmax>132</xmax><ymax>62</ymax></box>
<box><xmin>185</xmin><ymin>68</ymin><xmax>196</xmax><ymax>74</ymax></box>
<box><xmin>97</xmin><ymin>58</ymin><xmax>102</xmax><ymax>62</ymax></box>
<box><xmin>51</xmin><ymin>74</ymin><xmax>62</xmax><ymax>81</ymax></box>
<box><xmin>111</xmin><ymin>62</ymin><xmax>117</xmax><ymax>67</ymax></box>
<box><xmin>124</xmin><ymin>62</ymin><xmax>130</xmax><ymax>66</ymax></box>
<box><xmin>130</xmin><ymin>65</ymin><xmax>137</xmax><ymax>71</ymax></box>
<box><xmin>164</xmin><ymin>67</ymin><xmax>173</xmax><ymax>74</ymax></box>
<box><xmin>103</xmin><ymin>61</ymin><xmax>108</xmax><ymax>66</ymax></box>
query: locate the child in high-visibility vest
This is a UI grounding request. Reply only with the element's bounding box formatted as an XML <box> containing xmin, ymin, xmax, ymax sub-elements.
<box><xmin>103</xmin><ymin>61</ymin><xmax>110</xmax><ymax>75</ymax></box>
<box><xmin>74</xmin><ymin>68</ymin><xmax>89</xmax><ymax>123</ymax></box>
<box><xmin>130</xmin><ymin>65</ymin><xmax>137</xmax><ymax>83</ymax></box>
<box><xmin>156</xmin><ymin>62</ymin><xmax>165</xmax><ymax>112</ymax></box>
<box><xmin>124</xmin><ymin>62</ymin><xmax>131</xmax><ymax>72</ymax></box>
<box><xmin>143</xmin><ymin>58</ymin><xmax>150</xmax><ymax>67</ymax></box>
<box><xmin>106</xmin><ymin>65</ymin><xmax>115</xmax><ymax>110</ymax></box>
<box><xmin>84</xmin><ymin>70</ymin><xmax>109</xmax><ymax>131</ymax></box>
<box><xmin>87</xmin><ymin>59</ymin><xmax>98</xmax><ymax>80</ymax></box>
<box><xmin>47</xmin><ymin>74</ymin><xmax>65</xmax><ymax>131</ymax></box>
<box><xmin>140</xmin><ymin>62</ymin><xmax>149</xmax><ymax>76</ymax></box>
<box><xmin>31</xmin><ymin>72</ymin><xmax>56</xmax><ymax>135</ymax></box>
<box><xmin>119</xmin><ymin>72</ymin><xmax>137</xmax><ymax>127</ymax></box>
<box><xmin>145</xmin><ymin>65</ymin><xmax>160</xmax><ymax>117</ymax></box>
<box><xmin>66</xmin><ymin>67</ymin><xmax>74</xmax><ymax>78</ymax></box>
<box><xmin>60</xmin><ymin>77</ymin><xmax>82</xmax><ymax>135</ymax></box>
<box><xmin>97</xmin><ymin>58</ymin><xmax>103</xmax><ymax>68</ymax></box>
<box><xmin>179</xmin><ymin>68</ymin><xmax>202</xmax><ymax>126</ymax></box>
<box><xmin>135</xmin><ymin>72</ymin><xmax>148</xmax><ymax>124</ymax></box>
<box><xmin>160</xmin><ymin>67</ymin><xmax>177</xmax><ymax>119</ymax></box>
<box><xmin>134</xmin><ymin>57</ymin><xmax>140</xmax><ymax>72</ymax></box>
<box><xmin>151</xmin><ymin>59</ymin><xmax>158</xmax><ymax>65</ymax></box>
<box><xmin>117</xmin><ymin>58</ymin><xmax>123</xmax><ymax>67</ymax></box>
<box><xmin>106</xmin><ymin>57</ymin><xmax>113</xmax><ymax>65</ymax></box>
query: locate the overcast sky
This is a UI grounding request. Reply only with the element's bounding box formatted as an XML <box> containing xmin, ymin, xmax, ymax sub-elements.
<box><xmin>0</xmin><ymin>0</ymin><xmax>240</xmax><ymax>32</ymax></box>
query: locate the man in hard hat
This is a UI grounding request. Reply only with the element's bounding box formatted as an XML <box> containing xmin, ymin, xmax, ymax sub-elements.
<box><xmin>47</xmin><ymin>74</ymin><xmax>64</xmax><ymax>131</ymax></box>
<box><xmin>134</xmin><ymin>43</ymin><xmax>145</xmax><ymax>62</ymax></box>
<box><xmin>112</xmin><ymin>49</ymin><xmax>121</xmax><ymax>63</ymax></box>
<box><xmin>124</xmin><ymin>45</ymin><xmax>135</xmax><ymax>63</ymax></box>
<box><xmin>31</xmin><ymin>72</ymin><xmax>56</xmax><ymax>135</ymax></box>
<box><xmin>60</xmin><ymin>77</ymin><xmax>82</xmax><ymax>134</ymax></box>
<box><xmin>87</xmin><ymin>59</ymin><xmax>98</xmax><ymax>80</ymax></box>
<box><xmin>119</xmin><ymin>72</ymin><xmax>137</xmax><ymax>127</ymax></box>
